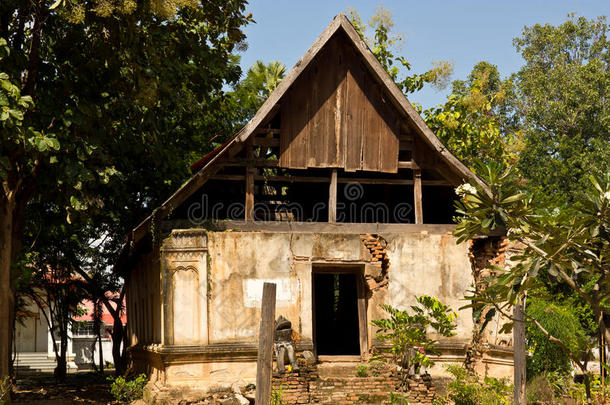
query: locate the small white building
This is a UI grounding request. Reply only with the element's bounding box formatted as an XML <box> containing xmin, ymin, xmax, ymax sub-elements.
<box><xmin>14</xmin><ymin>295</ymin><xmax>126</xmax><ymax>373</ymax></box>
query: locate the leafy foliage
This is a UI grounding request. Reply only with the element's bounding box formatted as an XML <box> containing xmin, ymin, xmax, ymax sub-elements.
<box><xmin>1</xmin><ymin>0</ymin><xmax>252</xmax><ymax>378</ymax></box>
<box><xmin>424</xmin><ymin>62</ymin><xmax>517</xmax><ymax>169</ymax></box>
<box><xmin>526</xmin><ymin>298</ymin><xmax>588</xmax><ymax>377</ymax></box>
<box><xmin>372</xmin><ymin>296</ymin><xmax>457</xmax><ymax>382</ymax></box>
<box><xmin>355</xmin><ymin>364</ymin><xmax>369</xmax><ymax>377</ymax></box>
<box><xmin>0</xmin><ymin>376</ymin><xmax>9</xmax><ymax>405</ymax></box>
<box><xmin>109</xmin><ymin>373</ymin><xmax>147</xmax><ymax>402</ymax></box>
<box><xmin>454</xmin><ymin>161</ymin><xmax>610</xmax><ymax>398</ymax></box>
<box><xmin>269</xmin><ymin>385</ymin><xmax>285</xmax><ymax>405</ymax></box>
<box><xmin>385</xmin><ymin>392</ymin><xmax>410</xmax><ymax>405</ymax></box>
<box><xmin>229</xmin><ymin>60</ymin><xmax>286</xmax><ymax>125</ymax></box>
<box><xmin>433</xmin><ymin>365</ymin><xmax>512</xmax><ymax>405</ymax></box>
<box><xmin>512</xmin><ymin>15</ymin><xmax>610</xmax><ymax>200</ymax></box>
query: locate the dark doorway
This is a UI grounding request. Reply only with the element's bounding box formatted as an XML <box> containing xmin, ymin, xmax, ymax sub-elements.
<box><xmin>313</xmin><ymin>271</ymin><xmax>361</xmax><ymax>356</ymax></box>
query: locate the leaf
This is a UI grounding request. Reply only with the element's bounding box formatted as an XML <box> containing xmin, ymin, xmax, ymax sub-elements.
<box><xmin>49</xmin><ymin>0</ymin><xmax>63</xmax><ymax>10</ymax></box>
<box><xmin>501</xmin><ymin>193</ymin><xmax>525</xmax><ymax>204</ymax></box>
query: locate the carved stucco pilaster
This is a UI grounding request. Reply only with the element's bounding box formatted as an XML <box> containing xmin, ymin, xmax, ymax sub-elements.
<box><xmin>160</xmin><ymin>229</ymin><xmax>208</xmax><ymax>346</ymax></box>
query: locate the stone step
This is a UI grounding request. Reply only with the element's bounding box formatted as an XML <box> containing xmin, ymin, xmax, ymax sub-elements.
<box><xmin>316</xmin><ymin>362</ymin><xmax>360</xmax><ymax>379</ymax></box>
<box><xmin>14</xmin><ymin>353</ymin><xmax>58</xmax><ymax>372</ymax></box>
<box><xmin>15</xmin><ymin>352</ymin><xmax>51</xmax><ymax>358</ymax></box>
<box><xmin>15</xmin><ymin>361</ymin><xmax>56</xmax><ymax>366</ymax></box>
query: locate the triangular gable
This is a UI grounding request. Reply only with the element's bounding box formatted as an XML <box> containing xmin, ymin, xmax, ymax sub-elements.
<box><xmin>278</xmin><ymin>31</ymin><xmax>401</xmax><ymax>173</ymax></box>
<box><xmin>128</xmin><ymin>14</ymin><xmax>488</xmax><ymax>243</ymax></box>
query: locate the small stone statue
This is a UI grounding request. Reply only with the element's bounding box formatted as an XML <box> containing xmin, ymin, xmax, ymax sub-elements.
<box><xmin>274</xmin><ymin>315</ymin><xmax>299</xmax><ymax>374</ymax></box>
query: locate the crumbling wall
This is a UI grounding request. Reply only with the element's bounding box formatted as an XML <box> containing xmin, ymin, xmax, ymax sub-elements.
<box><xmin>130</xmin><ymin>228</ymin><xmax>513</xmax><ymax>387</ymax></box>
<box><xmin>465</xmin><ymin>237</ymin><xmax>514</xmax><ymax>378</ymax></box>
<box><xmin>272</xmin><ymin>359</ymin><xmax>436</xmax><ymax>404</ymax></box>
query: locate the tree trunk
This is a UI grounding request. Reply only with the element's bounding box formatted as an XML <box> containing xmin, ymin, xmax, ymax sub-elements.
<box><xmin>8</xmin><ymin>197</ymin><xmax>25</xmax><ymax>379</ymax></box>
<box><xmin>583</xmin><ymin>373</ymin><xmax>592</xmax><ymax>404</ymax></box>
<box><xmin>111</xmin><ymin>319</ymin><xmax>125</xmax><ymax>375</ymax></box>
<box><xmin>97</xmin><ymin>323</ymin><xmax>104</xmax><ymax>374</ymax></box>
<box><xmin>55</xmin><ymin>353</ymin><xmax>67</xmax><ymax>383</ymax></box>
<box><xmin>513</xmin><ymin>299</ymin><xmax>527</xmax><ymax>405</ymax></box>
<box><xmin>0</xmin><ymin>198</ymin><xmax>15</xmax><ymax>381</ymax></box>
<box><xmin>55</xmin><ymin>321</ymin><xmax>68</xmax><ymax>382</ymax></box>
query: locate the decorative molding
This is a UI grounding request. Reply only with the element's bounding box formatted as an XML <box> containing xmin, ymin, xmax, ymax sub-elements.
<box><xmin>132</xmin><ymin>341</ymin><xmax>314</xmax><ymax>365</ymax></box>
<box><xmin>169</xmin><ymin>265</ymin><xmax>199</xmax><ymax>276</ymax></box>
<box><xmin>160</xmin><ymin>229</ymin><xmax>207</xmax><ymax>253</ymax></box>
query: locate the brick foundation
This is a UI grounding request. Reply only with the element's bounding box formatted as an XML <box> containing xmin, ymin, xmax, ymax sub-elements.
<box><xmin>271</xmin><ymin>363</ymin><xmax>436</xmax><ymax>404</ymax></box>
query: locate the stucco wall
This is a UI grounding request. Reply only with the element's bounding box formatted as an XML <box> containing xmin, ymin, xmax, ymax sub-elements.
<box><xmin>204</xmin><ymin>230</ymin><xmax>473</xmax><ymax>346</ymax></box>
<box><xmin>128</xmin><ymin>227</ymin><xmax>513</xmax><ymax>387</ymax></box>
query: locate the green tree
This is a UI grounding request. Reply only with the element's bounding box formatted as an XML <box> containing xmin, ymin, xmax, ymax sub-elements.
<box><xmin>0</xmin><ymin>0</ymin><xmax>251</xmax><ymax>381</ymax></box>
<box><xmin>230</xmin><ymin>60</ymin><xmax>286</xmax><ymax>125</ymax></box>
<box><xmin>454</xmin><ymin>162</ymin><xmax>610</xmax><ymax>400</ymax></box>
<box><xmin>512</xmin><ymin>15</ymin><xmax>610</xmax><ymax>199</ymax></box>
<box><xmin>424</xmin><ymin>62</ymin><xmax>517</xmax><ymax>168</ymax></box>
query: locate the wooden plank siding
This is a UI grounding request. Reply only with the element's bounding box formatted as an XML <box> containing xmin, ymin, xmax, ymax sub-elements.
<box><xmin>279</xmin><ymin>32</ymin><xmax>399</xmax><ymax>173</ymax></box>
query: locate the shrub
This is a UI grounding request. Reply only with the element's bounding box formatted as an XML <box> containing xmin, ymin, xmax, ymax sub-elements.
<box><xmin>385</xmin><ymin>392</ymin><xmax>409</xmax><ymax>404</ymax></box>
<box><xmin>109</xmin><ymin>374</ymin><xmax>147</xmax><ymax>402</ymax></box>
<box><xmin>526</xmin><ymin>298</ymin><xmax>588</xmax><ymax>378</ymax></box>
<box><xmin>0</xmin><ymin>377</ymin><xmax>10</xmax><ymax>405</ymax></box>
<box><xmin>269</xmin><ymin>386</ymin><xmax>285</xmax><ymax>405</ymax></box>
<box><xmin>369</xmin><ymin>359</ymin><xmax>385</xmax><ymax>376</ymax></box>
<box><xmin>356</xmin><ymin>364</ymin><xmax>369</xmax><ymax>377</ymax></box>
<box><xmin>372</xmin><ymin>296</ymin><xmax>457</xmax><ymax>383</ymax></box>
<box><xmin>526</xmin><ymin>374</ymin><xmax>557</xmax><ymax>404</ymax></box>
<box><xmin>435</xmin><ymin>365</ymin><xmax>512</xmax><ymax>405</ymax></box>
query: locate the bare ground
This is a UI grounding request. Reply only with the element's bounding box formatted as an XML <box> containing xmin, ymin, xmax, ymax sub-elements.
<box><xmin>12</xmin><ymin>371</ymin><xmax>117</xmax><ymax>404</ymax></box>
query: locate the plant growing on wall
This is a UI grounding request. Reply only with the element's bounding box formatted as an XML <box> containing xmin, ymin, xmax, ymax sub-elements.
<box><xmin>372</xmin><ymin>295</ymin><xmax>457</xmax><ymax>388</ymax></box>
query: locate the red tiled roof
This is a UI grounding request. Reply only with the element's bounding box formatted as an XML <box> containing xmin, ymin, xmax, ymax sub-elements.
<box><xmin>73</xmin><ymin>295</ymin><xmax>127</xmax><ymax>325</ymax></box>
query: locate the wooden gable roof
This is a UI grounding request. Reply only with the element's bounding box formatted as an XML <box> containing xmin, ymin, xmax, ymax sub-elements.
<box><xmin>278</xmin><ymin>31</ymin><xmax>401</xmax><ymax>173</ymax></box>
<box><xmin>127</xmin><ymin>13</ymin><xmax>488</xmax><ymax>244</ymax></box>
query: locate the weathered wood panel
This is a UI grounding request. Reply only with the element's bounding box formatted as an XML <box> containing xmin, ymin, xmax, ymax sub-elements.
<box><xmin>343</xmin><ymin>59</ymin><xmax>366</xmax><ymax>172</ymax></box>
<box><xmin>280</xmin><ymin>32</ymin><xmax>399</xmax><ymax>173</ymax></box>
<box><xmin>279</xmin><ymin>67</ymin><xmax>310</xmax><ymax>169</ymax></box>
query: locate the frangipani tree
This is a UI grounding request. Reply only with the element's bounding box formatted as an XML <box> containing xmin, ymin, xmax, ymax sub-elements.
<box><xmin>454</xmin><ymin>162</ymin><xmax>610</xmax><ymax>400</ymax></box>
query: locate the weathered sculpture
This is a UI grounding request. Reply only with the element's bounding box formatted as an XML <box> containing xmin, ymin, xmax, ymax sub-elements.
<box><xmin>274</xmin><ymin>315</ymin><xmax>299</xmax><ymax>374</ymax></box>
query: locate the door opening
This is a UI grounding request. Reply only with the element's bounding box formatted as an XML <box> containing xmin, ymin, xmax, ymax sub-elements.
<box><xmin>313</xmin><ymin>270</ymin><xmax>362</xmax><ymax>356</ymax></box>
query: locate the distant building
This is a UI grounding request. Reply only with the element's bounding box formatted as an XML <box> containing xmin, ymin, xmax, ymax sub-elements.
<box><xmin>14</xmin><ymin>294</ymin><xmax>126</xmax><ymax>373</ymax></box>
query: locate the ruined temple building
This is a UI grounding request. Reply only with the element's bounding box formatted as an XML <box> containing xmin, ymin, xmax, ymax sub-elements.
<box><xmin>115</xmin><ymin>14</ymin><xmax>513</xmax><ymax>399</ymax></box>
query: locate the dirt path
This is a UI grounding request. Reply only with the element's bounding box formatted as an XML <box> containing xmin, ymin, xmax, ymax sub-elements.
<box><xmin>12</xmin><ymin>372</ymin><xmax>117</xmax><ymax>404</ymax></box>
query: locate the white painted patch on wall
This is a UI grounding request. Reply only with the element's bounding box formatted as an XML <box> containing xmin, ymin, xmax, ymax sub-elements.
<box><xmin>243</xmin><ymin>278</ymin><xmax>294</xmax><ymax>308</ymax></box>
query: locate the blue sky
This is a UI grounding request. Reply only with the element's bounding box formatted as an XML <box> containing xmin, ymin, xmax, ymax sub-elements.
<box><xmin>237</xmin><ymin>1</ymin><xmax>609</xmax><ymax>109</ymax></box>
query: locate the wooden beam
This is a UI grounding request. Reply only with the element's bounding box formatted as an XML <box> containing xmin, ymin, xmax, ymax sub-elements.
<box><xmin>255</xmin><ymin>283</ymin><xmax>276</xmax><ymax>405</ymax></box>
<box><xmin>253</xmin><ymin>138</ymin><xmax>280</xmax><ymax>147</ymax></box>
<box><xmin>357</xmin><ymin>273</ymin><xmax>368</xmax><ymax>356</ymax></box>
<box><xmin>210</xmin><ymin>174</ymin><xmax>451</xmax><ymax>186</ymax></box>
<box><xmin>329</xmin><ymin>169</ymin><xmax>337</xmax><ymax>222</ymax></box>
<box><xmin>414</xmin><ymin>169</ymin><xmax>423</xmax><ymax>224</ymax></box>
<box><xmin>161</xmin><ymin>219</ymin><xmax>459</xmax><ymax>234</ymax></box>
<box><xmin>254</xmin><ymin>128</ymin><xmax>280</xmax><ymax>135</ymax></box>
<box><xmin>398</xmin><ymin>161</ymin><xmax>418</xmax><ymax>169</ymax></box>
<box><xmin>337</xmin><ymin>15</ymin><xmax>490</xmax><ymax>194</ymax></box>
<box><xmin>222</xmin><ymin>159</ymin><xmax>279</xmax><ymax>168</ymax></box>
<box><xmin>245</xmin><ymin>140</ymin><xmax>254</xmax><ymax>221</ymax></box>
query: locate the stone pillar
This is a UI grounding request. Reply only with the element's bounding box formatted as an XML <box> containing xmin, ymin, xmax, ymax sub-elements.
<box><xmin>160</xmin><ymin>229</ymin><xmax>208</xmax><ymax>346</ymax></box>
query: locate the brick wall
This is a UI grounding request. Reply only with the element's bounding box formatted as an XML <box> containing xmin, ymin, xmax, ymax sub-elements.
<box><xmin>271</xmin><ymin>362</ymin><xmax>436</xmax><ymax>404</ymax></box>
